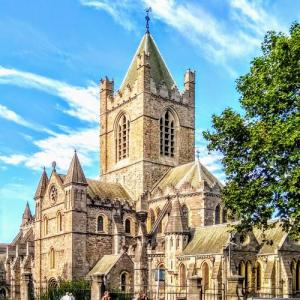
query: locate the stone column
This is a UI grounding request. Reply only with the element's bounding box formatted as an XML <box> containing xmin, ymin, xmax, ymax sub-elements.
<box><xmin>227</xmin><ymin>276</ymin><xmax>244</xmax><ymax>300</ymax></box>
<box><xmin>20</xmin><ymin>272</ymin><xmax>31</xmax><ymax>300</ymax></box>
<box><xmin>187</xmin><ymin>275</ymin><xmax>201</xmax><ymax>300</ymax></box>
<box><xmin>91</xmin><ymin>273</ymin><xmax>104</xmax><ymax>300</ymax></box>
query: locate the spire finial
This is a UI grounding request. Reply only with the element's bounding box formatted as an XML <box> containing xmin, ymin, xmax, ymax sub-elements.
<box><xmin>145</xmin><ymin>7</ymin><xmax>152</xmax><ymax>33</ymax></box>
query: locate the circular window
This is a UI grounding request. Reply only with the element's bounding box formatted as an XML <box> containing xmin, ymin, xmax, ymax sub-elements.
<box><xmin>50</xmin><ymin>186</ymin><xmax>58</xmax><ymax>204</ymax></box>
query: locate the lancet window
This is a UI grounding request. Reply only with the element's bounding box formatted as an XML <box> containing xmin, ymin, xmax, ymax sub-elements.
<box><xmin>117</xmin><ymin>114</ymin><xmax>130</xmax><ymax>161</ymax></box>
<box><xmin>160</xmin><ymin>111</ymin><xmax>175</xmax><ymax>157</ymax></box>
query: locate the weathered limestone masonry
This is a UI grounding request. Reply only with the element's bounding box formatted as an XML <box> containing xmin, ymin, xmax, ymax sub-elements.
<box><xmin>2</xmin><ymin>28</ymin><xmax>300</xmax><ymax>300</ymax></box>
<box><xmin>100</xmin><ymin>33</ymin><xmax>195</xmax><ymax>200</ymax></box>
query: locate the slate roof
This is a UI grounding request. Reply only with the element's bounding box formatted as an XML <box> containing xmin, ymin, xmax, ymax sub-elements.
<box><xmin>253</xmin><ymin>222</ymin><xmax>287</xmax><ymax>254</ymax></box>
<box><xmin>88</xmin><ymin>254</ymin><xmax>122</xmax><ymax>276</ymax></box>
<box><xmin>182</xmin><ymin>225</ymin><xmax>231</xmax><ymax>255</ymax></box>
<box><xmin>152</xmin><ymin>160</ymin><xmax>223</xmax><ymax>194</ymax></box>
<box><xmin>119</xmin><ymin>33</ymin><xmax>176</xmax><ymax>92</ymax></box>
<box><xmin>87</xmin><ymin>179</ymin><xmax>132</xmax><ymax>202</ymax></box>
<box><xmin>64</xmin><ymin>151</ymin><xmax>88</xmax><ymax>186</ymax></box>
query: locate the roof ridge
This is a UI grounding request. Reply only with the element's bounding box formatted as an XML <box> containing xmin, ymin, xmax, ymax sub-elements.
<box><xmin>119</xmin><ymin>33</ymin><xmax>176</xmax><ymax>92</ymax></box>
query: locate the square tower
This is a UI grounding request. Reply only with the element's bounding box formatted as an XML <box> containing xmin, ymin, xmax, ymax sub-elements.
<box><xmin>100</xmin><ymin>33</ymin><xmax>195</xmax><ymax>200</ymax></box>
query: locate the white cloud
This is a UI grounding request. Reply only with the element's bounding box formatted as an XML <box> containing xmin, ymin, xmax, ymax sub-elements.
<box><xmin>229</xmin><ymin>0</ymin><xmax>283</xmax><ymax>36</ymax></box>
<box><xmin>0</xmin><ymin>104</ymin><xmax>55</xmax><ymax>134</ymax></box>
<box><xmin>80</xmin><ymin>0</ymin><xmax>286</xmax><ymax>74</ymax></box>
<box><xmin>0</xmin><ymin>127</ymin><xmax>99</xmax><ymax>173</ymax></box>
<box><xmin>0</xmin><ymin>66</ymin><xmax>99</xmax><ymax>123</ymax></box>
<box><xmin>0</xmin><ymin>104</ymin><xmax>32</xmax><ymax>127</ymax></box>
<box><xmin>80</xmin><ymin>0</ymin><xmax>138</xmax><ymax>31</ymax></box>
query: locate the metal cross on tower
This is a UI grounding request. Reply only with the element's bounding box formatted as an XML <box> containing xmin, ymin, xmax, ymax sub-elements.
<box><xmin>145</xmin><ymin>7</ymin><xmax>152</xmax><ymax>33</ymax></box>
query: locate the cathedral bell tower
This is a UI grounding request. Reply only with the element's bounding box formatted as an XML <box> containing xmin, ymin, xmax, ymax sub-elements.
<box><xmin>100</xmin><ymin>21</ymin><xmax>195</xmax><ymax>200</ymax></box>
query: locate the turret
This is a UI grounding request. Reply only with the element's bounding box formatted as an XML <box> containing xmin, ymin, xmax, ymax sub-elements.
<box><xmin>34</xmin><ymin>167</ymin><xmax>48</xmax><ymax>220</ymax></box>
<box><xmin>100</xmin><ymin>77</ymin><xmax>114</xmax><ymax>175</ymax></box>
<box><xmin>64</xmin><ymin>150</ymin><xmax>88</xmax><ymax>211</ymax></box>
<box><xmin>164</xmin><ymin>195</ymin><xmax>189</xmax><ymax>274</ymax></box>
<box><xmin>21</xmin><ymin>202</ymin><xmax>32</xmax><ymax>226</ymax></box>
<box><xmin>183</xmin><ymin>69</ymin><xmax>195</xmax><ymax>106</ymax></box>
<box><xmin>63</xmin><ymin>150</ymin><xmax>89</xmax><ymax>279</ymax></box>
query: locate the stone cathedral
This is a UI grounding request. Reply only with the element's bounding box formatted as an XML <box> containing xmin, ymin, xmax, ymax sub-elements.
<box><xmin>1</xmin><ymin>28</ymin><xmax>300</xmax><ymax>300</ymax></box>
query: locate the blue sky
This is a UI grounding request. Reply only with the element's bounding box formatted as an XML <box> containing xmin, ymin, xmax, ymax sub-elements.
<box><xmin>0</xmin><ymin>0</ymin><xmax>299</xmax><ymax>243</ymax></box>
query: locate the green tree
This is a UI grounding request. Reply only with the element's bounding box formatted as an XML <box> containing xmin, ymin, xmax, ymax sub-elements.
<box><xmin>203</xmin><ymin>23</ymin><xmax>300</xmax><ymax>239</ymax></box>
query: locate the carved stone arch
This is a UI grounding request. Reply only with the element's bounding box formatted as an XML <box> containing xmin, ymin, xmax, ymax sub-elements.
<box><xmin>120</xmin><ymin>271</ymin><xmax>130</xmax><ymax>292</ymax></box>
<box><xmin>113</xmin><ymin>110</ymin><xmax>131</xmax><ymax>131</ymax></box>
<box><xmin>215</xmin><ymin>204</ymin><xmax>221</xmax><ymax>224</ymax></box>
<box><xmin>161</xmin><ymin>106</ymin><xmax>180</xmax><ymax>127</ymax></box>
<box><xmin>43</xmin><ymin>215</ymin><xmax>49</xmax><ymax>235</ymax></box>
<box><xmin>124</xmin><ymin>216</ymin><xmax>135</xmax><ymax>235</ymax></box>
<box><xmin>49</xmin><ymin>248</ymin><xmax>55</xmax><ymax>269</ymax></box>
<box><xmin>200</xmin><ymin>261</ymin><xmax>210</xmax><ymax>289</ymax></box>
<box><xmin>238</xmin><ymin>260</ymin><xmax>246</xmax><ymax>277</ymax></box>
<box><xmin>56</xmin><ymin>210</ymin><xmax>63</xmax><ymax>232</ymax></box>
<box><xmin>156</xmin><ymin>262</ymin><xmax>165</xmax><ymax>282</ymax></box>
<box><xmin>246</xmin><ymin>261</ymin><xmax>252</xmax><ymax>291</ymax></box>
<box><xmin>179</xmin><ymin>263</ymin><xmax>187</xmax><ymax>288</ymax></box>
<box><xmin>0</xmin><ymin>286</ymin><xmax>8</xmax><ymax>299</ymax></box>
<box><xmin>96</xmin><ymin>213</ymin><xmax>109</xmax><ymax>233</ymax></box>
<box><xmin>48</xmin><ymin>277</ymin><xmax>58</xmax><ymax>289</ymax></box>
<box><xmin>255</xmin><ymin>261</ymin><xmax>263</xmax><ymax>291</ymax></box>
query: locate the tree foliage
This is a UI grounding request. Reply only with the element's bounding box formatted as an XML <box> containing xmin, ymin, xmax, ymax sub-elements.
<box><xmin>203</xmin><ymin>23</ymin><xmax>300</xmax><ymax>239</ymax></box>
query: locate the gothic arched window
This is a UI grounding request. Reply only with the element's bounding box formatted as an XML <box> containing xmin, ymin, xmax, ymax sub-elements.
<box><xmin>117</xmin><ymin>114</ymin><xmax>130</xmax><ymax>161</ymax></box>
<box><xmin>125</xmin><ymin>218</ymin><xmax>131</xmax><ymax>234</ymax></box>
<box><xmin>49</xmin><ymin>248</ymin><xmax>55</xmax><ymax>269</ymax></box>
<box><xmin>256</xmin><ymin>262</ymin><xmax>262</xmax><ymax>290</ymax></box>
<box><xmin>246</xmin><ymin>261</ymin><xmax>252</xmax><ymax>291</ymax></box>
<box><xmin>215</xmin><ymin>204</ymin><xmax>221</xmax><ymax>224</ymax></box>
<box><xmin>97</xmin><ymin>215</ymin><xmax>104</xmax><ymax>232</ymax></box>
<box><xmin>155</xmin><ymin>264</ymin><xmax>165</xmax><ymax>282</ymax></box>
<box><xmin>179</xmin><ymin>264</ymin><xmax>186</xmax><ymax>288</ymax></box>
<box><xmin>202</xmin><ymin>262</ymin><xmax>209</xmax><ymax>289</ymax></box>
<box><xmin>160</xmin><ymin>110</ymin><xmax>175</xmax><ymax>157</ymax></box>
<box><xmin>44</xmin><ymin>215</ymin><xmax>49</xmax><ymax>235</ymax></box>
<box><xmin>239</xmin><ymin>261</ymin><xmax>246</xmax><ymax>276</ymax></box>
<box><xmin>57</xmin><ymin>212</ymin><xmax>62</xmax><ymax>232</ymax></box>
<box><xmin>120</xmin><ymin>272</ymin><xmax>129</xmax><ymax>292</ymax></box>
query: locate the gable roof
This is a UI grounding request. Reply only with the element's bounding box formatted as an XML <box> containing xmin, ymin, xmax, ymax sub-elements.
<box><xmin>88</xmin><ymin>254</ymin><xmax>122</xmax><ymax>276</ymax></box>
<box><xmin>87</xmin><ymin>179</ymin><xmax>132</xmax><ymax>202</ymax></box>
<box><xmin>152</xmin><ymin>161</ymin><xmax>223</xmax><ymax>195</ymax></box>
<box><xmin>182</xmin><ymin>225</ymin><xmax>231</xmax><ymax>256</ymax></box>
<box><xmin>119</xmin><ymin>33</ymin><xmax>176</xmax><ymax>92</ymax></box>
<box><xmin>253</xmin><ymin>222</ymin><xmax>288</xmax><ymax>254</ymax></box>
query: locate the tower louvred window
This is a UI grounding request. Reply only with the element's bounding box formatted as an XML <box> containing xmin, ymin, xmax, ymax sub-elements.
<box><xmin>160</xmin><ymin>111</ymin><xmax>175</xmax><ymax>157</ymax></box>
<box><xmin>117</xmin><ymin>114</ymin><xmax>130</xmax><ymax>161</ymax></box>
